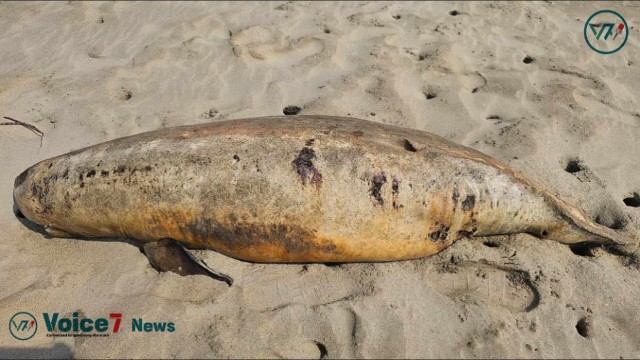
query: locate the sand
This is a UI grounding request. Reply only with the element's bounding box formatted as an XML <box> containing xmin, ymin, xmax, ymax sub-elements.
<box><xmin>1</xmin><ymin>1</ymin><xmax>639</xmax><ymax>358</ymax></box>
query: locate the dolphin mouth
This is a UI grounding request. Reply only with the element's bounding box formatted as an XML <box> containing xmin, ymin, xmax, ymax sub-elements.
<box><xmin>13</xmin><ymin>200</ymin><xmax>25</xmax><ymax>219</ymax></box>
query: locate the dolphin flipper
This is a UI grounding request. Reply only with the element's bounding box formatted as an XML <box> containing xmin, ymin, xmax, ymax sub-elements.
<box><xmin>142</xmin><ymin>239</ymin><xmax>233</xmax><ymax>286</ymax></box>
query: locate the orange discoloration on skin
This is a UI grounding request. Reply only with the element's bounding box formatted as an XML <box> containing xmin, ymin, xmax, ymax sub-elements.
<box><xmin>12</xmin><ymin>116</ymin><xmax>632</xmax><ymax>265</ymax></box>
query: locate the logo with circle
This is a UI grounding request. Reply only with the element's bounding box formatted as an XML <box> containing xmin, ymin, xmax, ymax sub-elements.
<box><xmin>9</xmin><ymin>312</ymin><xmax>38</xmax><ymax>340</ymax></box>
<box><xmin>584</xmin><ymin>10</ymin><xmax>628</xmax><ymax>54</ymax></box>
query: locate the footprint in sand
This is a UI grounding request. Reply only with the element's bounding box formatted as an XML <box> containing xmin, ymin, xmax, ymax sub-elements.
<box><xmin>242</xmin><ymin>267</ymin><xmax>357</xmax><ymax>312</ymax></box>
<box><xmin>230</xmin><ymin>25</ymin><xmax>323</xmax><ymax>63</ymax></box>
<box><xmin>427</xmin><ymin>261</ymin><xmax>539</xmax><ymax>313</ymax></box>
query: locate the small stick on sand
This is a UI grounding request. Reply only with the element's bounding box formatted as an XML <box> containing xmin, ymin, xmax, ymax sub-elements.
<box><xmin>1</xmin><ymin>116</ymin><xmax>45</xmax><ymax>147</ymax></box>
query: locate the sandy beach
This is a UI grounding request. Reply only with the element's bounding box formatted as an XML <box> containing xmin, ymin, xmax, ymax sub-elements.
<box><xmin>1</xmin><ymin>1</ymin><xmax>639</xmax><ymax>358</ymax></box>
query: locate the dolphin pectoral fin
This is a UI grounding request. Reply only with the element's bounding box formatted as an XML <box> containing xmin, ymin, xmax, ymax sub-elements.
<box><xmin>45</xmin><ymin>227</ymin><xmax>73</xmax><ymax>238</ymax></box>
<box><xmin>142</xmin><ymin>239</ymin><xmax>233</xmax><ymax>286</ymax></box>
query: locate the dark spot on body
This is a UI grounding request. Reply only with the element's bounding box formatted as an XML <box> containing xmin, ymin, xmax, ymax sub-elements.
<box><xmin>115</xmin><ymin>165</ymin><xmax>126</xmax><ymax>174</ymax></box>
<box><xmin>392</xmin><ymin>177</ymin><xmax>402</xmax><ymax>209</ymax></box>
<box><xmin>101</xmin><ymin>170</ymin><xmax>109</xmax><ymax>177</ymax></box>
<box><xmin>461</xmin><ymin>195</ymin><xmax>475</xmax><ymax>211</ymax></box>
<box><xmin>452</xmin><ymin>189</ymin><xmax>459</xmax><ymax>204</ymax></box>
<box><xmin>62</xmin><ymin>169</ymin><xmax>69</xmax><ymax>179</ymax></box>
<box><xmin>292</xmin><ymin>147</ymin><xmax>322</xmax><ymax>189</ymax></box>
<box><xmin>449</xmin><ymin>10</ymin><xmax>459</xmax><ymax>16</ymax></box>
<box><xmin>430</xmin><ymin>225</ymin><xmax>450</xmax><ymax>242</ymax></box>
<box><xmin>392</xmin><ymin>14</ymin><xmax>401</xmax><ymax>20</ymax></box>
<box><xmin>30</xmin><ymin>179</ymin><xmax>53</xmax><ymax>215</ymax></box>
<box><xmin>48</xmin><ymin>163</ymin><xmax>53</xmax><ymax>169</ymax></box>
<box><xmin>305</xmin><ymin>139</ymin><xmax>315</xmax><ymax>146</ymax></box>
<box><xmin>523</xmin><ymin>56</ymin><xmax>534</xmax><ymax>64</ymax></box>
<box><xmin>403</xmin><ymin>139</ymin><xmax>417</xmax><ymax>152</ymax></box>
<box><xmin>369</xmin><ymin>172</ymin><xmax>387</xmax><ymax>206</ymax></box>
<box><xmin>424</xmin><ymin>91</ymin><xmax>436</xmax><ymax>100</ymax></box>
<box><xmin>80</xmin><ymin>182</ymin><xmax>85</xmax><ymax>188</ymax></box>
<box><xmin>144</xmin><ymin>166</ymin><xmax>152</xmax><ymax>171</ymax></box>
<box><xmin>351</xmin><ymin>130</ymin><xmax>364</xmax><ymax>137</ymax></box>
<box><xmin>483</xmin><ymin>240</ymin><xmax>499</xmax><ymax>247</ymax></box>
<box><xmin>283</xmin><ymin>105</ymin><xmax>302</xmax><ymax>115</ymax></box>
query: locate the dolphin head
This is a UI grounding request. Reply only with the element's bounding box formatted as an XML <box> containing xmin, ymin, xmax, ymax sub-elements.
<box><xmin>13</xmin><ymin>158</ymin><xmax>69</xmax><ymax>235</ymax></box>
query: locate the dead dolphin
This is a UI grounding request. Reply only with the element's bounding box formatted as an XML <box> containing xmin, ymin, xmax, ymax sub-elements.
<box><xmin>12</xmin><ymin>116</ymin><xmax>633</xmax><ymax>284</ymax></box>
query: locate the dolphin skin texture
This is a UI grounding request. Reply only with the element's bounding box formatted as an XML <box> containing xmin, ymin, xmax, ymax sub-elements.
<box><xmin>13</xmin><ymin>116</ymin><xmax>632</xmax><ymax>270</ymax></box>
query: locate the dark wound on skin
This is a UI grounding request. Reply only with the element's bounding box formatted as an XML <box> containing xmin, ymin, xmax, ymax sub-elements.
<box><xmin>369</xmin><ymin>172</ymin><xmax>387</xmax><ymax>206</ymax></box>
<box><xmin>292</xmin><ymin>147</ymin><xmax>323</xmax><ymax>189</ymax></box>
<box><xmin>392</xmin><ymin>177</ymin><xmax>402</xmax><ymax>209</ymax></box>
<box><xmin>461</xmin><ymin>195</ymin><xmax>475</xmax><ymax>211</ymax></box>
<box><xmin>452</xmin><ymin>188</ymin><xmax>459</xmax><ymax>204</ymax></box>
<box><xmin>429</xmin><ymin>224</ymin><xmax>450</xmax><ymax>242</ymax></box>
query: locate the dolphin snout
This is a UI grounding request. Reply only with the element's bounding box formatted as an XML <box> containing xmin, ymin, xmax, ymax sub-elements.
<box><xmin>14</xmin><ymin>167</ymin><xmax>30</xmax><ymax>188</ymax></box>
<box><xmin>13</xmin><ymin>166</ymin><xmax>35</xmax><ymax>220</ymax></box>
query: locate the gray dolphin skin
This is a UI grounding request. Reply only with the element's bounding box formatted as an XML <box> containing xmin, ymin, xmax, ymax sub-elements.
<box><xmin>12</xmin><ymin>116</ymin><xmax>632</xmax><ymax>283</ymax></box>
